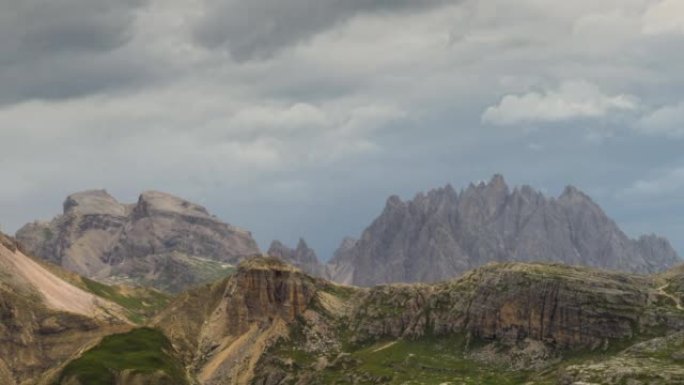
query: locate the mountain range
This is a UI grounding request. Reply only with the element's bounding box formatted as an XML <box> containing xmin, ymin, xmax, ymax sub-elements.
<box><xmin>16</xmin><ymin>176</ymin><xmax>681</xmax><ymax>292</ymax></box>
<box><xmin>16</xmin><ymin>190</ymin><xmax>261</xmax><ymax>293</ymax></box>
<box><xmin>2</xmin><ymin>228</ymin><xmax>683</xmax><ymax>385</ymax></box>
<box><xmin>6</xmin><ymin>176</ymin><xmax>682</xmax><ymax>384</ymax></box>
<box><xmin>328</xmin><ymin>175</ymin><xmax>681</xmax><ymax>286</ymax></box>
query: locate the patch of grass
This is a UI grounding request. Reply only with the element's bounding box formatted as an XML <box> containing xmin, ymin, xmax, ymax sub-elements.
<box><xmin>81</xmin><ymin>278</ymin><xmax>170</xmax><ymax>324</ymax></box>
<box><xmin>57</xmin><ymin>328</ymin><xmax>188</xmax><ymax>385</ymax></box>
<box><xmin>317</xmin><ymin>334</ymin><xmax>538</xmax><ymax>385</ymax></box>
<box><xmin>322</xmin><ymin>283</ymin><xmax>357</xmax><ymax>301</ymax></box>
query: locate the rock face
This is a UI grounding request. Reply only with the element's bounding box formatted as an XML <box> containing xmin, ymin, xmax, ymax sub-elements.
<box><xmin>267</xmin><ymin>238</ymin><xmax>326</xmax><ymax>277</ymax></box>
<box><xmin>16</xmin><ymin>190</ymin><xmax>260</xmax><ymax>292</ymax></box>
<box><xmin>0</xmin><ymin>232</ymin><xmax>130</xmax><ymax>385</ymax></box>
<box><xmin>328</xmin><ymin>175</ymin><xmax>681</xmax><ymax>286</ymax></box>
<box><xmin>560</xmin><ymin>331</ymin><xmax>684</xmax><ymax>385</ymax></box>
<box><xmin>350</xmin><ymin>263</ymin><xmax>684</xmax><ymax>349</ymax></box>
<box><xmin>154</xmin><ymin>257</ymin><xmax>319</xmax><ymax>385</ymax></box>
<box><xmin>152</xmin><ymin>256</ymin><xmax>684</xmax><ymax>385</ymax></box>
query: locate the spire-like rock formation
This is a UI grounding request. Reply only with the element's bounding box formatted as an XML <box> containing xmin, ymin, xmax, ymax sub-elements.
<box><xmin>328</xmin><ymin>175</ymin><xmax>681</xmax><ymax>286</ymax></box>
<box><xmin>267</xmin><ymin>238</ymin><xmax>326</xmax><ymax>277</ymax></box>
<box><xmin>16</xmin><ymin>190</ymin><xmax>260</xmax><ymax>293</ymax></box>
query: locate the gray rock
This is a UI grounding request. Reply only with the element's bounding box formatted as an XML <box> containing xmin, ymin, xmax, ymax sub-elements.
<box><xmin>267</xmin><ymin>238</ymin><xmax>326</xmax><ymax>277</ymax></box>
<box><xmin>328</xmin><ymin>174</ymin><xmax>681</xmax><ymax>286</ymax></box>
<box><xmin>16</xmin><ymin>190</ymin><xmax>260</xmax><ymax>292</ymax></box>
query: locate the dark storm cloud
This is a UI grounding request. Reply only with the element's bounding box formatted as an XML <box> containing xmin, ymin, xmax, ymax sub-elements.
<box><xmin>193</xmin><ymin>0</ymin><xmax>450</xmax><ymax>60</ymax></box>
<box><xmin>0</xmin><ymin>0</ymin><xmax>148</xmax><ymax>104</ymax></box>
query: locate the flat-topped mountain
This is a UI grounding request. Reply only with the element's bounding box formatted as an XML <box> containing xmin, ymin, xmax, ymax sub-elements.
<box><xmin>328</xmin><ymin>175</ymin><xmax>681</xmax><ymax>286</ymax></box>
<box><xmin>16</xmin><ymin>190</ymin><xmax>261</xmax><ymax>292</ymax></box>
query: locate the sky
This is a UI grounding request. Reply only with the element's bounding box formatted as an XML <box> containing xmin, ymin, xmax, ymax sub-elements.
<box><xmin>1</xmin><ymin>0</ymin><xmax>684</xmax><ymax>260</ymax></box>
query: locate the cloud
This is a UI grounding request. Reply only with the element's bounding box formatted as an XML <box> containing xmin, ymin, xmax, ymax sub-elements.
<box><xmin>0</xmin><ymin>0</ymin><xmax>151</xmax><ymax>104</ymax></box>
<box><xmin>637</xmin><ymin>102</ymin><xmax>684</xmax><ymax>137</ymax></box>
<box><xmin>636</xmin><ymin>102</ymin><xmax>684</xmax><ymax>138</ymax></box>
<box><xmin>2</xmin><ymin>0</ymin><xmax>684</xmax><ymax>256</ymax></box>
<box><xmin>481</xmin><ymin>81</ymin><xmax>639</xmax><ymax>126</ymax></box>
<box><xmin>192</xmin><ymin>0</ymin><xmax>450</xmax><ymax>60</ymax></box>
<box><xmin>621</xmin><ymin>167</ymin><xmax>684</xmax><ymax>199</ymax></box>
<box><xmin>0</xmin><ymin>0</ymin><xmax>145</xmax><ymax>55</ymax></box>
<box><xmin>642</xmin><ymin>0</ymin><xmax>684</xmax><ymax>35</ymax></box>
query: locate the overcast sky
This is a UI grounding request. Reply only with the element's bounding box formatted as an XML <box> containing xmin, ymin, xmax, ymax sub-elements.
<box><xmin>1</xmin><ymin>0</ymin><xmax>684</xmax><ymax>259</ymax></box>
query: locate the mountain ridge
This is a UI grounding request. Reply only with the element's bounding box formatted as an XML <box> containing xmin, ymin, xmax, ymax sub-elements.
<box><xmin>147</xmin><ymin>255</ymin><xmax>684</xmax><ymax>385</ymax></box>
<box><xmin>327</xmin><ymin>174</ymin><xmax>681</xmax><ymax>286</ymax></box>
<box><xmin>16</xmin><ymin>189</ymin><xmax>261</xmax><ymax>293</ymax></box>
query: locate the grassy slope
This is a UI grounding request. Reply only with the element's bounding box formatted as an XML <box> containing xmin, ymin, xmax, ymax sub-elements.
<box><xmin>56</xmin><ymin>328</ymin><xmax>189</xmax><ymax>385</ymax></box>
<box><xmin>271</xmin><ymin>331</ymin><xmax>684</xmax><ymax>385</ymax></box>
<box><xmin>11</xmin><ymin>243</ymin><xmax>172</xmax><ymax>324</ymax></box>
<box><xmin>80</xmin><ymin>277</ymin><xmax>171</xmax><ymax>324</ymax></box>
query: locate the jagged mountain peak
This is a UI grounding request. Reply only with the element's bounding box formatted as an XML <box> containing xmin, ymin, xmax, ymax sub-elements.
<box><xmin>329</xmin><ymin>175</ymin><xmax>681</xmax><ymax>286</ymax></box>
<box><xmin>267</xmin><ymin>237</ymin><xmax>326</xmax><ymax>277</ymax></box>
<box><xmin>558</xmin><ymin>184</ymin><xmax>592</xmax><ymax>201</ymax></box>
<box><xmin>385</xmin><ymin>194</ymin><xmax>405</xmax><ymax>208</ymax></box>
<box><xmin>296</xmin><ymin>237</ymin><xmax>310</xmax><ymax>250</ymax></box>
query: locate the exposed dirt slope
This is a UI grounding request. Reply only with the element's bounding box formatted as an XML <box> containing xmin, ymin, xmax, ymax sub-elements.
<box><xmin>0</xmin><ymin>233</ymin><xmax>130</xmax><ymax>384</ymax></box>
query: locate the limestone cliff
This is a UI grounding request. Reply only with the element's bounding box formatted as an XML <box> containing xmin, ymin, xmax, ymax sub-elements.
<box><xmin>16</xmin><ymin>190</ymin><xmax>260</xmax><ymax>292</ymax></box>
<box><xmin>154</xmin><ymin>257</ymin><xmax>321</xmax><ymax>385</ymax></box>
<box><xmin>152</xmin><ymin>256</ymin><xmax>684</xmax><ymax>385</ymax></box>
<box><xmin>350</xmin><ymin>263</ymin><xmax>684</xmax><ymax>348</ymax></box>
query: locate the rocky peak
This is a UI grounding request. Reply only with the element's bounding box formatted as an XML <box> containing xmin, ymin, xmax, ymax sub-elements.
<box><xmin>489</xmin><ymin>173</ymin><xmax>507</xmax><ymax>188</ymax></box>
<box><xmin>296</xmin><ymin>237</ymin><xmax>310</xmax><ymax>251</ymax></box>
<box><xmin>267</xmin><ymin>238</ymin><xmax>326</xmax><ymax>277</ymax></box>
<box><xmin>16</xmin><ymin>190</ymin><xmax>261</xmax><ymax>293</ymax></box>
<box><xmin>335</xmin><ymin>237</ymin><xmax>357</xmax><ymax>255</ymax></box>
<box><xmin>222</xmin><ymin>257</ymin><xmax>316</xmax><ymax>334</ymax></box>
<box><xmin>268</xmin><ymin>240</ymin><xmax>287</xmax><ymax>253</ymax></box>
<box><xmin>458</xmin><ymin>174</ymin><xmax>510</xmax><ymax>221</ymax></box>
<box><xmin>62</xmin><ymin>190</ymin><xmax>125</xmax><ymax>217</ymax></box>
<box><xmin>636</xmin><ymin>234</ymin><xmax>681</xmax><ymax>271</ymax></box>
<box><xmin>558</xmin><ymin>185</ymin><xmax>592</xmax><ymax>203</ymax></box>
<box><xmin>133</xmin><ymin>190</ymin><xmax>212</xmax><ymax>219</ymax></box>
<box><xmin>328</xmin><ymin>175</ymin><xmax>681</xmax><ymax>286</ymax></box>
<box><xmin>384</xmin><ymin>195</ymin><xmax>405</xmax><ymax>210</ymax></box>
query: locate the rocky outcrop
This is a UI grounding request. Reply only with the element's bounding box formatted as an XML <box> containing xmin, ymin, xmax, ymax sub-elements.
<box><xmin>328</xmin><ymin>175</ymin><xmax>681</xmax><ymax>286</ymax></box>
<box><xmin>350</xmin><ymin>263</ymin><xmax>684</xmax><ymax>350</ymax></box>
<box><xmin>560</xmin><ymin>332</ymin><xmax>684</xmax><ymax>385</ymax></box>
<box><xmin>16</xmin><ymin>190</ymin><xmax>260</xmax><ymax>292</ymax></box>
<box><xmin>152</xmin><ymin>256</ymin><xmax>684</xmax><ymax>385</ymax></box>
<box><xmin>154</xmin><ymin>257</ymin><xmax>319</xmax><ymax>385</ymax></box>
<box><xmin>267</xmin><ymin>239</ymin><xmax>326</xmax><ymax>277</ymax></box>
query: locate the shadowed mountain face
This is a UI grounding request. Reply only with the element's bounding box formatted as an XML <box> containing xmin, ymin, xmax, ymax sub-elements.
<box><xmin>327</xmin><ymin>175</ymin><xmax>681</xmax><ymax>286</ymax></box>
<box><xmin>16</xmin><ymin>190</ymin><xmax>260</xmax><ymax>293</ymax></box>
